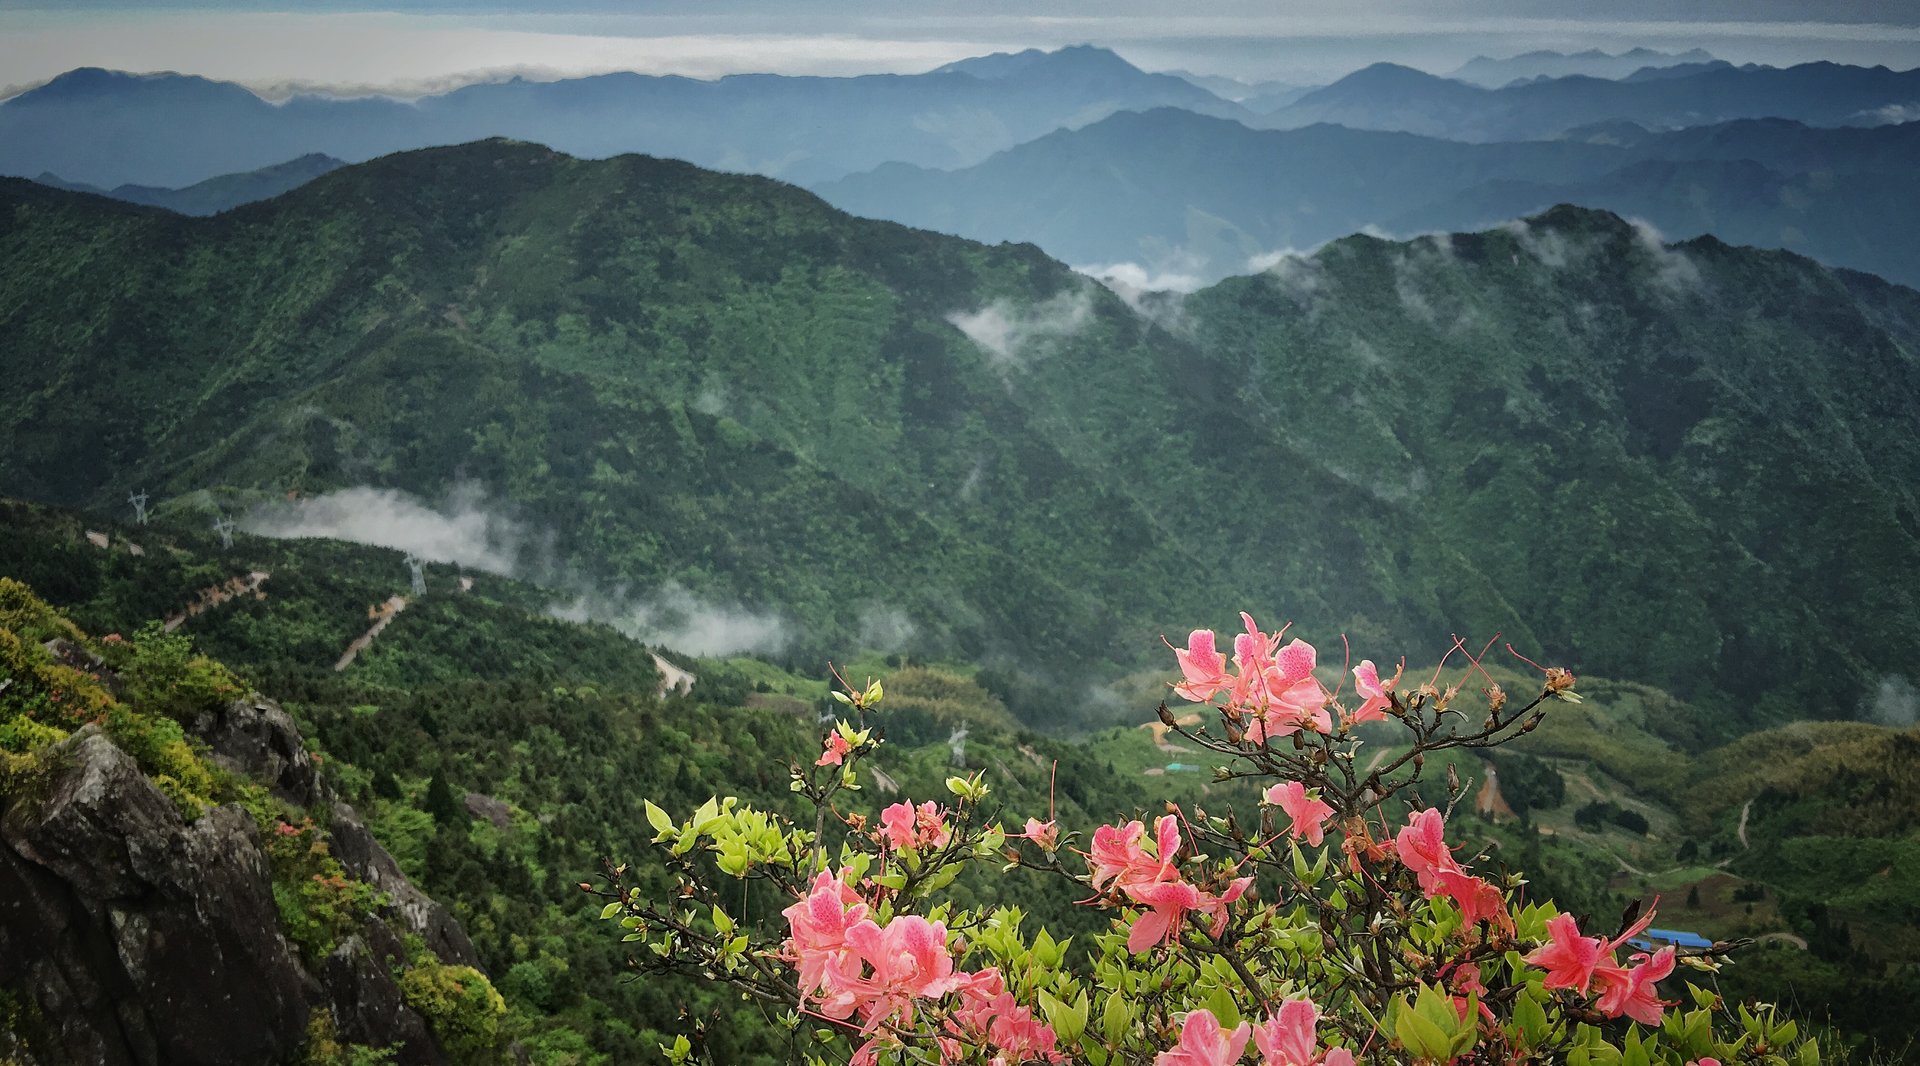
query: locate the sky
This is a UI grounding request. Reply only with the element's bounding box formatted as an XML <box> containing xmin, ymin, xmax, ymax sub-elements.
<box><xmin>2</xmin><ymin>0</ymin><xmax>1918</xmax><ymax>96</ymax></box>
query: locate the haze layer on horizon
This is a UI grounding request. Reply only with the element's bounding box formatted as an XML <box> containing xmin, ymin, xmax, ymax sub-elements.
<box><xmin>2</xmin><ymin>2</ymin><xmax>1918</xmax><ymax>98</ymax></box>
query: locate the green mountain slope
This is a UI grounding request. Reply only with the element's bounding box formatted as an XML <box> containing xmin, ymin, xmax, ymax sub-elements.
<box><xmin>2</xmin><ymin>141</ymin><xmax>1917</xmax><ymax>733</ymax></box>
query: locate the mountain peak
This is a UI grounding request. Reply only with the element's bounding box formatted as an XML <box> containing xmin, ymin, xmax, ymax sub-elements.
<box><xmin>9</xmin><ymin>67</ymin><xmax>258</xmax><ymax>107</ymax></box>
<box><xmin>934</xmin><ymin>45</ymin><xmax>1143</xmax><ymax>81</ymax></box>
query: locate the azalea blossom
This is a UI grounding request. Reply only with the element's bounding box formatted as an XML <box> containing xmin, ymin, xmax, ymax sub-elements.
<box><xmin>1155</xmin><ymin>1008</ymin><xmax>1251</xmax><ymax>1066</ymax></box>
<box><xmin>1435</xmin><ymin>869</ymin><xmax>1511</xmax><ymax>933</ymax></box>
<box><xmin>1125</xmin><ymin>878</ymin><xmax>1205</xmax><ymax>952</ymax></box>
<box><xmin>783</xmin><ymin>870</ymin><xmax>871</xmax><ymax>1004</ymax></box>
<box><xmin>1350</xmin><ymin>659</ymin><xmax>1396</xmax><ymax>723</ymax></box>
<box><xmin>1252</xmin><ymin>997</ymin><xmax>1320</xmax><ymax>1066</ymax></box>
<box><xmin>817</xmin><ymin>730</ymin><xmax>853</xmax><ymax>767</ymax></box>
<box><xmin>1594</xmin><ymin>946</ymin><xmax>1676</xmax><ymax>1025</ymax></box>
<box><xmin>1173</xmin><ymin>628</ymin><xmax>1232</xmax><ymax>702</ymax></box>
<box><xmin>878</xmin><ymin>801</ymin><xmax>952</xmax><ymax>851</ymax></box>
<box><xmin>939</xmin><ymin>968</ymin><xmax>1065</xmax><ymax>1065</ymax></box>
<box><xmin>1089</xmin><ymin>815</ymin><xmax>1180</xmax><ymax>892</ymax></box>
<box><xmin>1523</xmin><ymin>912</ymin><xmax>1609</xmax><ymax>993</ymax></box>
<box><xmin>1019</xmin><ymin>817</ymin><xmax>1060</xmax><ymax>851</ymax></box>
<box><xmin>839</xmin><ymin>914</ymin><xmax>967</xmax><ymax>1029</ymax></box>
<box><xmin>1263</xmin><ymin>780</ymin><xmax>1335</xmax><ymax>847</ymax></box>
<box><xmin>1394</xmin><ymin>808</ymin><xmax>1464</xmax><ymax>894</ymax></box>
<box><xmin>1444</xmin><ymin>962</ymin><xmax>1497</xmax><ymax>1024</ymax></box>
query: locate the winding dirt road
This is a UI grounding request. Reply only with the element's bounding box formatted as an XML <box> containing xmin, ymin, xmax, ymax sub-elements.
<box><xmin>163</xmin><ymin>571</ymin><xmax>271</xmax><ymax>631</ymax></box>
<box><xmin>334</xmin><ymin>596</ymin><xmax>407</xmax><ymax>671</ymax></box>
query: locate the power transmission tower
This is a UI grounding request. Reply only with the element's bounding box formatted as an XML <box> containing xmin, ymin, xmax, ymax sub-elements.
<box><xmin>404</xmin><ymin>554</ymin><xmax>427</xmax><ymax>597</ymax></box>
<box><xmin>948</xmin><ymin>727</ymin><xmax>969</xmax><ymax>767</ymax></box>
<box><xmin>212</xmin><ymin>515</ymin><xmax>235</xmax><ymax>550</ymax></box>
<box><xmin>128</xmin><ymin>490</ymin><xmax>149</xmax><ymax>525</ymax></box>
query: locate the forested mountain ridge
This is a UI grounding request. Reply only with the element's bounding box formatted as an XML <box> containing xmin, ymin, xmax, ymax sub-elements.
<box><xmin>816</xmin><ymin>108</ymin><xmax>1920</xmax><ymax>286</ymax></box>
<box><xmin>2</xmin><ymin>141</ymin><xmax>1917</xmax><ymax>733</ymax></box>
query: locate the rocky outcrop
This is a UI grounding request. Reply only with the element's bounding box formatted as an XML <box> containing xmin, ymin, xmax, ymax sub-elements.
<box><xmin>323</xmin><ymin>926</ymin><xmax>443</xmax><ymax>1066</ymax></box>
<box><xmin>195</xmin><ymin>697</ymin><xmax>481</xmax><ymax>971</ymax></box>
<box><xmin>326</xmin><ymin>801</ymin><xmax>482</xmax><ymax>972</ymax></box>
<box><xmin>193</xmin><ymin>697</ymin><xmax>320</xmax><ymax>806</ymax></box>
<box><xmin>0</xmin><ymin>730</ymin><xmax>311</xmax><ymax>1065</ymax></box>
<box><xmin>0</xmin><ymin>697</ymin><xmax>485</xmax><ymax>1065</ymax></box>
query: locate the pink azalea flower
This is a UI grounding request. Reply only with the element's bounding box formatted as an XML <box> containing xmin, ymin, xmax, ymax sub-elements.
<box><xmin>782</xmin><ymin>870</ymin><xmax>869</xmax><ymax>1000</ymax></box>
<box><xmin>1394</xmin><ymin>809</ymin><xmax>1464</xmax><ymax>894</ymax></box>
<box><xmin>1090</xmin><ymin>820</ymin><xmax>1148</xmax><ymax>891</ymax></box>
<box><xmin>1435</xmin><ymin>869</ymin><xmax>1511</xmax><ymax>933</ymax></box>
<box><xmin>841</xmin><ymin>914</ymin><xmax>966</xmax><ymax>1027</ymax></box>
<box><xmin>1350</xmin><ymin>660</ymin><xmax>1395</xmax><ymax>723</ymax></box>
<box><xmin>1444</xmin><ymin>962</ymin><xmax>1497</xmax><ymax>1024</ymax></box>
<box><xmin>817</xmin><ymin>731</ymin><xmax>853</xmax><ymax>767</ymax></box>
<box><xmin>1246</xmin><ymin>676</ymin><xmax>1332</xmax><ymax>743</ymax></box>
<box><xmin>1522</xmin><ymin>913</ymin><xmax>1608</xmax><ymax>994</ymax></box>
<box><xmin>1193</xmin><ymin>875</ymin><xmax>1254</xmax><ymax>938</ymax></box>
<box><xmin>1156</xmin><ymin>1008</ymin><xmax>1251</xmax><ymax>1066</ymax></box>
<box><xmin>1274</xmin><ymin>637</ymin><xmax>1316</xmax><ymax>683</ymax></box>
<box><xmin>1090</xmin><ymin>815</ymin><xmax>1181</xmax><ymax>893</ymax></box>
<box><xmin>942</xmin><ymin>970</ymin><xmax>1065</xmax><ymax>1065</ymax></box>
<box><xmin>877</xmin><ymin>801</ymin><xmax>952</xmax><ymax>851</ymax></box>
<box><xmin>1595</xmin><ymin>947</ymin><xmax>1676</xmax><ymax>1025</ymax></box>
<box><xmin>1251</xmin><ymin>997</ymin><xmax>1320</xmax><ymax>1066</ymax></box>
<box><xmin>1019</xmin><ymin>817</ymin><xmax>1060</xmax><ymax>851</ymax></box>
<box><xmin>1124</xmin><ymin>878</ymin><xmax>1205</xmax><ymax>953</ymax></box>
<box><xmin>1173</xmin><ymin>629</ymin><xmax>1233</xmax><ymax>702</ymax></box>
<box><xmin>1264</xmin><ymin>781</ymin><xmax>1336</xmax><ymax>847</ymax></box>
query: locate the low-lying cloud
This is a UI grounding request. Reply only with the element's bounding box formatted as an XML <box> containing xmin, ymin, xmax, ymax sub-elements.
<box><xmin>946</xmin><ymin>287</ymin><xmax>1095</xmax><ymax>371</ymax></box>
<box><xmin>551</xmin><ymin>583</ymin><xmax>791</xmax><ymax>658</ymax></box>
<box><xmin>242</xmin><ymin>483</ymin><xmax>791</xmax><ymax>658</ymax></box>
<box><xmin>1499</xmin><ymin>218</ymin><xmax>1586</xmax><ymax>270</ymax></box>
<box><xmin>240</xmin><ymin>483</ymin><xmax>526</xmax><ymax>574</ymax></box>
<box><xmin>857</xmin><ymin>605</ymin><xmax>919</xmax><ymax>654</ymax></box>
<box><xmin>1867</xmin><ymin>674</ymin><xmax>1917</xmax><ymax>727</ymax></box>
<box><xmin>1628</xmin><ymin>218</ymin><xmax>1704</xmax><ymax>292</ymax></box>
<box><xmin>1074</xmin><ymin>261</ymin><xmax>1201</xmax><ymax>334</ymax></box>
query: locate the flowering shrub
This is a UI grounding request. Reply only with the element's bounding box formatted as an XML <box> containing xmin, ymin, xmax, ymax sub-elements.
<box><xmin>590</xmin><ymin>616</ymin><xmax>1820</xmax><ymax>1065</ymax></box>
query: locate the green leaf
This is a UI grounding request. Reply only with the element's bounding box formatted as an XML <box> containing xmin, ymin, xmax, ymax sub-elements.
<box><xmin>644</xmin><ymin>800</ymin><xmax>674</xmax><ymax>834</ymax></box>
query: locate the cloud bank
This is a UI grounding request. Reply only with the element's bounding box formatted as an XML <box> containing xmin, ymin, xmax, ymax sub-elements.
<box><xmin>241</xmin><ymin>483</ymin><xmax>790</xmax><ymax>657</ymax></box>
<box><xmin>240</xmin><ymin>483</ymin><xmax>525</xmax><ymax>574</ymax></box>
<box><xmin>550</xmin><ymin>583</ymin><xmax>791</xmax><ymax>658</ymax></box>
<box><xmin>946</xmin><ymin>287</ymin><xmax>1095</xmax><ymax>371</ymax></box>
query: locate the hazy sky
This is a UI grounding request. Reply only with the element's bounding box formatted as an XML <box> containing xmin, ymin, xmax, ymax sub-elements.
<box><xmin>3</xmin><ymin>0</ymin><xmax>1918</xmax><ymax>95</ymax></box>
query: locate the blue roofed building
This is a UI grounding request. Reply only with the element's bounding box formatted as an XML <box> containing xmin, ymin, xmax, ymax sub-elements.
<box><xmin>1628</xmin><ymin>928</ymin><xmax>1715</xmax><ymax>952</ymax></box>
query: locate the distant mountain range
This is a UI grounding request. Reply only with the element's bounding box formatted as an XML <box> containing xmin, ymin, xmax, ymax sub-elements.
<box><xmin>0</xmin><ymin>47</ymin><xmax>1246</xmax><ymax>189</ymax></box>
<box><xmin>1262</xmin><ymin>61</ymin><xmax>1920</xmax><ymax>141</ymax></box>
<box><xmin>1448</xmin><ymin>48</ymin><xmax>1719</xmax><ymax>88</ymax></box>
<box><xmin>2</xmin><ymin>142</ymin><xmax>1915</xmax><ymax>729</ymax></box>
<box><xmin>10</xmin><ymin>48</ymin><xmax>1920</xmax><ymax>197</ymax></box>
<box><xmin>32</xmin><ymin>153</ymin><xmax>345</xmax><ymax>215</ymax></box>
<box><xmin>816</xmin><ymin>109</ymin><xmax>1920</xmax><ymax>286</ymax></box>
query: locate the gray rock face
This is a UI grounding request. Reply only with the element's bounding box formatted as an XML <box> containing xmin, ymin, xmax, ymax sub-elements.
<box><xmin>0</xmin><ymin>729</ymin><xmax>309</xmax><ymax>1065</ymax></box>
<box><xmin>324</xmin><ymin>927</ymin><xmax>444</xmax><ymax>1066</ymax></box>
<box><xmin>192</xmin><ymin>698</ymin><xmax>320</xmax><ymax>807</ymax></box>
<box><xmin>327</xmin><ymin>801</ymin><xmax>484</xmax><ymax>972</ymax></box>
<box><xmin>0</xmin><ymin>699</ymin><xmax>475</xmax><ymax>1065</ymax></box>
